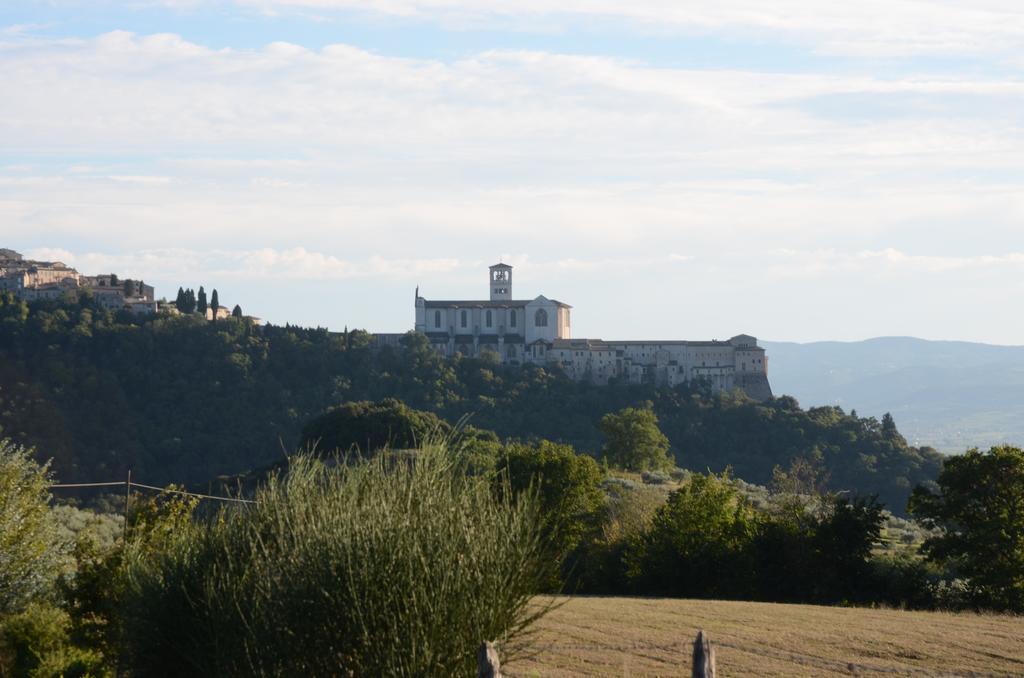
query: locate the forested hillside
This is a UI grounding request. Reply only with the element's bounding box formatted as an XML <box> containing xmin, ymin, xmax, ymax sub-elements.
<box><xmin>0</xmin><ymin>293</ymin><xmax>942</xmax><ymax>512</ymax></box>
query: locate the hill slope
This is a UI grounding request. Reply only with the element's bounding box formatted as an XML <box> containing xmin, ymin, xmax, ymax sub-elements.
<box><xmin>764</xmin><ymin>337</ymin><xmax>1024</xmax><ymax>452</ymax></box>
<box><xmin>510</xmin><ymin>596</ymin><xmax>1024</xmax><ymax>677</ymax></box>
<box><xmin>0</xmin><ymin>295</ymin><xmax>940</xmax><ymax>512</ymax></box>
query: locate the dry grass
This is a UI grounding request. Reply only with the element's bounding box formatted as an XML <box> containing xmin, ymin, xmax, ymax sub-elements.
<box><xmin>503</xmin><ymin>596</ymin><xmax>1024</xmax><ymax>677</ymax></box>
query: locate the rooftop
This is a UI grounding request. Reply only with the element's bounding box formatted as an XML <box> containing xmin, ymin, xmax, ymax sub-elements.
<box><xmin>422</xmin><ymin>297</ymin><xmax>571</xmax><ymax>309</ymax></box>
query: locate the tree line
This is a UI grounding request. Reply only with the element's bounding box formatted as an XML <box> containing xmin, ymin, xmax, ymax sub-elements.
<box><xmin>173</xmin><ymin>285</ymin><xmax>242</xmax><ymax>318</ymax></box>
<box><xmin>296</xmin><ymin>398</ymin><xmax>1022</xmax><ymax>611</ymax></box>
<box><xmin>0</xmin><ymin>293</ymin><xmax>940</xmax><ymax>514</ymax></box>
<box><xmin>1</xmin><ymin>397</ymin><xmax>1021</xmax><ymax>673</ymax></box>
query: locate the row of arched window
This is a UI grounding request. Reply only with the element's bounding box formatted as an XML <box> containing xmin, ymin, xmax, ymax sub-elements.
<box><xmin>432</xmin><ymin>308</ymin><xmax>548</xmax><ymax>330</ymax></box>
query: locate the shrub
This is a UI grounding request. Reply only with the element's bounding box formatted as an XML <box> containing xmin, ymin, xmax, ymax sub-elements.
<box><xmin>496</xmin><ymin>441</ymin><xmax>605</xmax><ymax>590</ymax></box>
<box><xmin>625</xmin><ymin>472</ymin><xmax>757</xmax><ymax>598</ymax></box>
<box><xmin>640</xmin><ymin>471</ymin><xmax>669</xmax><ymax>485</ymax></box>
<box><xmin>0</xmin><ymin>440</ymin><xmax>65</xmax><ymax>614</ymax></box>
<box><xmin>120</xmin><ymin>443</ymin><xmax>550</xmax><ymax>677</ymax></box>
<box><xmin>910</xmin><ymin>445</ymin><xmax>1024</xmax><ymax>611</ymax></box>
<box><xmin>298</xmin><ymin>398</ymin><xmax>450</xmax><ymax>455</ymax></box>
<box><xmin>599</xmin><ymin>406</ymin><xmax>674</xmax><ymax>472</ymax></box>
<box><xmin>573</xmin><ymin>482</ymin><xmax>666</xmax><ymax>594</ymax></box>
<box><xmin>0</xmin><ymin>602</ymin><xmax>106</xmax><ymax>678</ymax></box>
<box><xmin>603</xmin><ymin>477</ymin><xmax>636</xmax><ymax>491</ymax></box>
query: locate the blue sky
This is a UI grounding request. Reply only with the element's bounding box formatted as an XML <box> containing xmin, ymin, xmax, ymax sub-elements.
<box><xmin>2</xmin><ymin>1</ymin><xmax>1024</xmax><ymax>342</ymax></box>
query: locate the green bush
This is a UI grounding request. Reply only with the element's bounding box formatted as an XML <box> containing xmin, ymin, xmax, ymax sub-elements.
<box><xmin>625</xmin><ymin>471</ymin><xmax>757</xmax><ymax>598</ymax></box>
<box><xmin>599</xmin><ymin>406</ymin><xmax>674</xmax><ymax>472</ymax></box>
<box><xmin>640</xmin><ymin>471</ymin><xmax>669</xmax><ymax>485</ymax></box>
<box><xmin>910</xmin><ymin>445</ymin><xmax>1024</xmax><ymax>611</ymax></box>
<box><xmin>0</xmin><ymin>440</ymin><xmax>65</xmax><ymax>614</ymax></box>
<box><xmin>496</xmin><ymin>441</ymin><xmax>605</xmax><ymax>589</ymax></box>
<box><xmin>299</xmin><ymin>398</ymin><xmax>451</xmax><ymax>455</ymax></box>
<box><xmin>0</xmin><ymin>602</ymin><xmax>106</xmax><ymax>678</ymax></box>
<box><xmin>119</xmin><ymin>443</ymin><xmax>550</xmax><ymax>677</ymax></box>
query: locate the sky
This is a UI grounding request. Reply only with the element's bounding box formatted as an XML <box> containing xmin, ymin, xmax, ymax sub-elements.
<box><xmin>2</xmin><ymin>1</ymin><xmax>1023</xmax><ymax>343</ymax></box>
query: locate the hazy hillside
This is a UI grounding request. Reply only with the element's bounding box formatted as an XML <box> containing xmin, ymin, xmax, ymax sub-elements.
<box><xmin>763</xmin><ymin>337</ymin><xmax>1024</xmax><ymax>453</ymax></box>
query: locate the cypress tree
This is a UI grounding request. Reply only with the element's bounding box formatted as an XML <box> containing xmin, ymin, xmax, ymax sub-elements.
<box><xmin>197</xmin><ymin>286</ymin><xmax>208</xmax><ymax>315</ymax></box>
<box><xmin>175</xmin><ymin>287</ymin><xmax>186</xmax><ymax>313</ymax></box>
<box><xmin>210</xmin><ymin>289</ymin><xmax>220</xmax><ymax>319</ymax></box>
<box><xmin>232</xmin><ymin>304</ymin><xmax>243</xmax><ymax>318</ymax></box>
<box><xmin>185</xmin><ymin>288</ymin><xmax>196</xmax><ymax>313</ymax></box>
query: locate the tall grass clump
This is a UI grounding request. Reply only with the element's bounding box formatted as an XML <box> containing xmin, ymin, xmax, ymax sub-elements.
<box><xmin>119</xmin><ymin>442</ymin><xmax>551</xmax><ymax>677</ymax></box>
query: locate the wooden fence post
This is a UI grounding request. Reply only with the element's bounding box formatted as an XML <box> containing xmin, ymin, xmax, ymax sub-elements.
<box><xmin>692</xmin><ymin>630</ymin><xmax>716</xmax><ymax>678</ymax></box>
<box><xmin>478</xmin><ymin>641</ymin><xmax>501</xmax><ymax>678</ymax></box>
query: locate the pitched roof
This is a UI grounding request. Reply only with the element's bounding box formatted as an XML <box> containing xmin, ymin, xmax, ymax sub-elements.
<box><xmin>422</xmin><ymin>296</ymin><xmax>571</xmax><ymax>309</ymax></box>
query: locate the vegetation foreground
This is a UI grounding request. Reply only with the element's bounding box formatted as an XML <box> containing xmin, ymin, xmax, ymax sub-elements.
<box><xmin>509</xmin><ymin>596</ymin><xmax>1024</xmax><ymax>677</ymax></box>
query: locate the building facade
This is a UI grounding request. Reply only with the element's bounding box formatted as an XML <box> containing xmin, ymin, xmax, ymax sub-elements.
<box><xmin>410</xmin><ymin>264</ymin><xmax>772</xmax><ymax>399</ymax></box>
<box><xmin>414</xmin><ymin>263</ymin><xmax>572</xmax><ymax>364</ymax></box>
<box><xmin>0</xmin><ymin>248</ymin><xmax>157</xmax><ymax>315</ymax></box>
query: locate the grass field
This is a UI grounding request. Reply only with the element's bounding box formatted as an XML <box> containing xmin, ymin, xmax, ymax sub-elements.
<box><xmin>503</xmin><ymin>596</ymin><xmax>1024</xmax><ymax>677</ymax></box>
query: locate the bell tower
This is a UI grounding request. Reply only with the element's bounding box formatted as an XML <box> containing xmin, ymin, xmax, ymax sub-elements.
<box><xmin>489</xmin><ymin>263</ymin><xmax>512</xmax><ymax>301</ymax></box>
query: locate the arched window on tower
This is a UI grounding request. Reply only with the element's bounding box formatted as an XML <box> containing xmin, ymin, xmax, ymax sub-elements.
<box><xmin>535</xmin><ymin>308</ymin><xmax>548</xmax><ymax>327</ymax></box>
<box><xmin>461</xmin><ymin>310</ymin><xmax>467</xmax><ymax>328</ymax></box>
<box><xmin>486</xmin><ymin>310</ymin><xmax>492</xmax><ymax>327</ymax></box>
<box><xmin>510</xmin><ymin>310</ymin><xmax>517</xmax><ymax>328</ymax></box>
<box><xmin>434</xmin><ymin>310</ymin><xmax>441</xmax><ymax>328</ymax></box>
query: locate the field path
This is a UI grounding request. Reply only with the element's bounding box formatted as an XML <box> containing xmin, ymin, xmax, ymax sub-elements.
<box><xmin>503</xmin><ymin>596</ymin><xmax>1024</xmax><ymax>677</ymax></box>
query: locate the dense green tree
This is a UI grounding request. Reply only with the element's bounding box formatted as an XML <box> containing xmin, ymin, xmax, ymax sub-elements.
<box><xmin>210</xmin><ymin>289</ymin><xmax>219</xmax><ymax>319</ymax></box>
<box><xmin>231</xmin><ymin>304</ymin><xmax>243</xmax><ymax>318</ymax></box>
<box><xmin>881</xmin><ymin>412</ymin><xmax>905</xmax><ymax>444</ymax></box>
<box><xmin>174</xmin><ymin>287</ymin><xmax>186</xmax><ymax>313</ymax></box>
<box><xmin>812</xmin><ymin>495</ymin><xmax>884</xmax><ymax>600</ymax></box>
<box><xmin>496</xmin><ymin>441</ymin><xmax>606</xmax><ymax>588</ymax></box>
<box><xmin>299</xmin><ymin>399</ymin><xmax>450</xmax><ymax>455</ymax></box>
<box><xmin>625</xmin><ymin>471</ymin><xmax>757</xmax><ymax>597</ymax></box>
<box><xmin>909</xmin><ymin>445</ymin><xmax>1024</xmax><ymax>610</ymax></box>
<box><xmin>754</xmin><ymin>491</ymin><xmax>884</xmax><ymax>604</ymax></box>
<box><xmin>123</xmin><ymin>279</ymin><xmax>137</xmax><ymax>298</ymax></box>
<box><xmin>0</xmin><ymin>440</ymin><xmax>64</xmax><ymax>613</ymax></box>
<box><xmin>196</xmin><ymin>286</ymin><xmax>207</xmax><ymax>315</ymax></box>
<box><xmin>600</xmin><ymin>406</ymin><xmax>673</xmax><ymax>471</ymax></box>
<box><xmin>0</xmin><ymin>602</ymin><xmax>105</xmax><ymax>677</ymax></box>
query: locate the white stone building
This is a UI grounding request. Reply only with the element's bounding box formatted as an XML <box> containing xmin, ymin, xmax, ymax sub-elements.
<box><xmin>414</xmin><ymin>263</ymin><xmax>572</xmax><ymax>364</ymax></box>
<box><xmin>409</xmin><ymin>264</ymin><xmax>772</xmax><ymax>399</ymax></box>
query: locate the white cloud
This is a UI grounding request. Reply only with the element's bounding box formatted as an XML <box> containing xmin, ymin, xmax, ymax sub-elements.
<box><xmin>206</xmin><ymin>0</ymin><xmax>1024</xmax><ymax>58</ymax></box>
<box><xmin>108</xmin><ymin>175</ymin><xmax>173</xmax><ymax>184</ymax></box>
<box><xmin>3</xmin><ymin>31</ymin><xmax>1022</xmax><ymax>191</ymax></box>
<box><xmin>764</xmin><ymin>248</ymin><xmax>1024</xmax><ymax>278</ymax></box>
<box><xmin>24</xmin><ymin>247</ymin><xmax>77</xmax><ymax>264</ymax></box>
<box><xmin>4</xmin><ymin>29</ymin><xmax>1024</xmax><ymax>340</ymax></box>
<box><xmin>19</xmin><ymin>247</ymin><xmax>463</xmax><ymax>281</ymax></box>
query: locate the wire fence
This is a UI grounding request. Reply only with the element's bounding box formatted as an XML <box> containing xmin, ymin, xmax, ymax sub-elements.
<box><xmin>494</xmin><ymin>637</ymin><xmax>1020</xmax><ymax>678</ymax></box>
<box><xmin>48</xmin><ymin>478</ymin><xmax>256</xmax><ymax>504</ymax></box>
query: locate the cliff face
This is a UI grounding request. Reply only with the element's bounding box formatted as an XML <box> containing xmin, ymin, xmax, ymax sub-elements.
<box><xmin>736</xmin><ymin>373</ymin><xmax>773</xmax><ymax>401</ymax></box>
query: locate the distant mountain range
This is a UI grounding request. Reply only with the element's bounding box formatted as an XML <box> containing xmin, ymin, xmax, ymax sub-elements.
<box><xmin>763</xmin><ymin>337</ymin><xmax>1024</xmax><ymax>453</ymax></box>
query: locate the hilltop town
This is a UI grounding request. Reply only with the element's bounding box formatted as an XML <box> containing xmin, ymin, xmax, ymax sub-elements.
<box><xmin>0</xmin><ymin>248</ymin><xmax>158</xmax><ymax>315</ymax></box>
<box><xmin>0</xmin><ymin>248</ymin><xmax>251</xmax><ymax>321</ymax></box>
